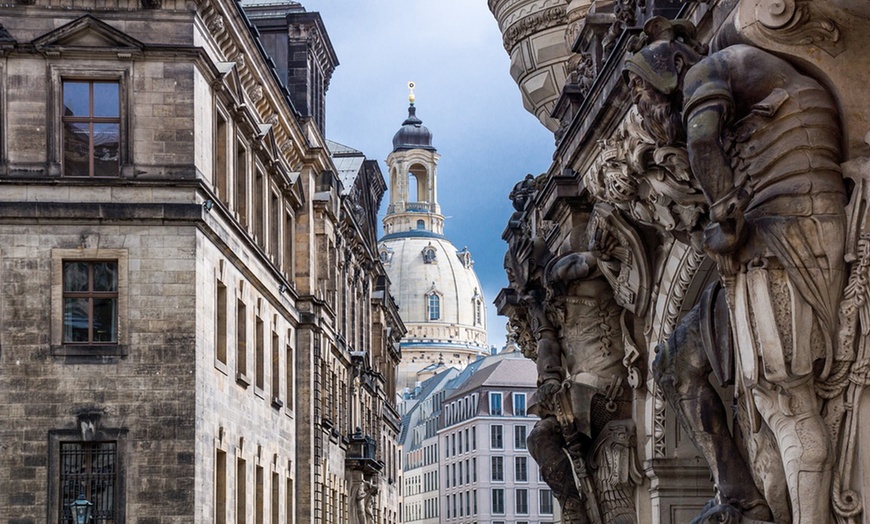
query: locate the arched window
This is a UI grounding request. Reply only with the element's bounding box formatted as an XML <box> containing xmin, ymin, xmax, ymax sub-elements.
<box><xmin>416</xmin><ymin>219</ymin><xmax>425</xmax><ymax>230</ymax></box>
<box><xmin>428</xmin><ymin>293</ymin><xmax>440</xmax><ymax>321</ymax></box>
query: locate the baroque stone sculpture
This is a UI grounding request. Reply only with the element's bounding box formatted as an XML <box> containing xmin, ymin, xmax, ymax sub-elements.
<box><xmin>504</xmin><ymin>178</ymin><xmax>642</xmax><ymax>524</ymax></box>
<box><xmin>626</xmin><ymin>16</ymin><xmax>847</xmax><ymax>524</ymax></box>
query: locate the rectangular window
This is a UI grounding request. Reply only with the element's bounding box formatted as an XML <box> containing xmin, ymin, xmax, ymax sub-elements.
<box><xmin>465</xmin><ymin>458</ymin><xmax>470</xmax><ymax>484</ymax></box>
<box><xmin>254</xmin><ymin>167</ymin><xmax>265</xmax><ymax>244</ymax></box>
<box><xmin>491</xmin><ymin>488</ymin><xmax>505</xmax><ymax>514</ymax></box>
<box><xmin>452</xmin><ymin>433</ymin><xmax>456</xmax><ymax>456</ymax></box>
<box><xmin>458</xmin><ymin>431</ymin><xmax>463</xmax><ymax>454</ymax></box>
<box><xmin>255</xmin><ymin>316</ymin><xmax>265</xmax><ymax>390</ymax></box>
<box><xmin>472</xmin><ymin>427</ymin><xmax>476</xmax><ymax>450</ymax></box>
<box><xmin>236</xmin><ymin>458</ymin><xmax>247</xmax><ymax>524</ymax></box>
<box><xmin>62</xmin><ymin>261</ymin><xmax>118</xmax><ymax>344</ymax></box>
<box><xmin>269</xmin><ymin>191</ymin><xmax>280</xmax><ymax>259</ymax></box>
<box><xmin>62</xmin><ymin>80</ymin><xmax>120</xmax><ymax>177</ymax></box>
<box><xmin>215</xmin><ymin>110</ymin><xmax>229</xmax><ymax>204</ymax></box>
<box><xmin>271</xmin><ymin>331</ymin><xmax>280</xmax><ymax>403</ymax></box>
<box><xmin>515</xmin><ymin>456</ymin><xmax>528</xmax><ymax>482</ymax></box>
<box><xmin>216</xmin><ymin>450</ymin><xmax>227</xmax><ymax>524</ymax></box>
<box><xmin>236</xmin><ymin>141</ymin><xmax>249</xmax><ymax>228</ymax></box>
<box><xmin>216</xmin><ymin>279</ymin><xmax>228</xmax><ymax>365</ymax></box>
<box><xmin>271</xmin><ymin>472</ymin><xmax>279</xmax><ymax>524</ymax></box>
<box><xmin>473</xmin><ymin>489</ymin><xmax>477</xmax><ymax>515</ymax></box>
<box><xmin>286</xmin><ymin>331</ymin><xmax>294</xmax><ymax>408</ymax></box>
<box><xmin>445</xmin><ymin>465</ymin><xmax>449</xmax><ymax>488</ymax></box>
<box><xmin>59</xmin><ymin>441</ymin><xmax>116</xmax><ymax>524</ymax></box>
<box><xmin>283</xmin><ymin>211</ymin><xmax>295</xmax><ymax>278</ymax></box>
<box><xmin>491</xmin><ymin>424</ymin><xmax>503</xmax><ymax>449</ymax></box>
<box><xmin>516</xmin><ymin>488</ymin><xmax>528</xmax><ymax>514</ymax></box>
<box><xmin>540</xmin><ymin>489</ymin><xmax>554</xmax><ymax>514</ymax></box>
<box><xmin>473</xmin><ymin>457</ymin><xmax>477</xmax><ymax>482</ymax></box>
<box><xmin>513</xmin><ymin>392</ymin><xmax>526</xmax><ymax>416</ymax></box>
<box><xmin>515</xmin><ymin>425</ymin><xmax>527</xmax><ymax>449</ymax></box>
<box><xmin>491</xmin><ymin>456</ymin><xmax>504</xmax><ymax>481</ymax></box>
<box><xmin>292</xmin><ymin>478</ymin><xmax>296</xmax><ymax>524</ymax></box>
<box><xmin>237</xmin><ymin>299</ymin><xmax>248</xmax><ymax>383</ymax></box>
<box><xmin>490</xmin><ymin>392</ymin><xmax>503</xmax><ymax>416</ymax></box>
<box><xmin>255</xmin><ymin>465</ymin><xmax>264</xmax><ymax>524</ymax></box>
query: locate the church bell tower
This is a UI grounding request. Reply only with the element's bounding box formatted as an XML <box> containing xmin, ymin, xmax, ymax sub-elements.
<box><xmin>383</xmin><ymin>82</ymin><xmax>444</xmax><ymax>236</ymax></box>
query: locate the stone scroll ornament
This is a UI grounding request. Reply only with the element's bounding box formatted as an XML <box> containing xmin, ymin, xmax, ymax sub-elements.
<box><xmin>502</xmin><ymin>176</ymin><xmax>643</xmax><ymax>524</ymax></box>
<box><xmin>625</xmin><ymin>14</ymin><xmax>864</xmax><ymax>524</ymax></box>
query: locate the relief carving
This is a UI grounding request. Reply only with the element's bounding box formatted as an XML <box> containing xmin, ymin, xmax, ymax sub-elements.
<box><xmin>501</xmin><ymin>5</ymin><xmax>568</xmax><ymax>52</ymax></box>
<box><xmin>751</xmin><ymin>0</ymin><xmax>843</xmax><ymax>56</ymax></box>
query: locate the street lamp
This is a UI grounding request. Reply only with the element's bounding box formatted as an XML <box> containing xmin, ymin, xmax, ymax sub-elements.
<box><xmin>69</xmin><ymin>493</ymin><xmax>93</xmax><ymax>524</ymax></box>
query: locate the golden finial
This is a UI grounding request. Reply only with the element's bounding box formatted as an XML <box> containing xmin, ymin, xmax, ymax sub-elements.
<box><xmin>408</xmin><ymin>81</ymin><xmax>416</xmax><ymax>104</ymax></box>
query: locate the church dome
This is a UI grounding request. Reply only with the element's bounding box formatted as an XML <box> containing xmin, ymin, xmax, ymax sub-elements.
<box><xmin>379</xmin><ymin>233</ymin><xmax>488</xmax><ymax>388</ymax></box>
<box><xmin>392</xmin><ymin>104</ymin><xmax>436</xmax><ymax>152</ymax></box>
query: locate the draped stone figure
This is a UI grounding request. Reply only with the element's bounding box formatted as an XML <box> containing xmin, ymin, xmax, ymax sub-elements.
<box><xmin>503</xmin><ymin>181</ymin><xmax>641</xmax><ymax>524</ymax></box>
<box><xmin>626</xmin><ymin>17</ymin><xmax>847</xmax><ymax>524</ymax></box>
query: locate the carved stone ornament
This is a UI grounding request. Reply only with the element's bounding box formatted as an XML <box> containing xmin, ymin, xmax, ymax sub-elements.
<box><xmin>250</xmin><ymin>84</ymin><xmax>264</xmax><ymax>103</ymax></box>
<box><xmin>586</xmin><ymin>203</ymin><xmax>651</xmax><ymax>317</ymax></box>
<box><xmin>584</xmin><ymin>107</ymin><xmax>706</xmax><ymax>247</ymax></box>
<box><xmin>743</xmin><ymin>0</ymin><xmax>843</xmax><ymax>56</ymax></box>
<box><xmin>501</xmin><ymin>6</ymin><xmax>568</xmax><ymax>52</ymax></box>
<box><xmin>207</xmin><ymin>14</ymin><xmax>225</xmax><ymax>35</ymax></box>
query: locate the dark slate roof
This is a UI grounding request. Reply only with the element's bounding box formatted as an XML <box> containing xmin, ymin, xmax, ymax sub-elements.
<box><xmin>392</xmin><ymin>104</ymin><xmax>435</xmax><ymax>152</ymax></box>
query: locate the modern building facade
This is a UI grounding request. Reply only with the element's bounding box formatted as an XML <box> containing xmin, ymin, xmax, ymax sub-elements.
<box><xmin>0</xmin><ymin>1</ymin><xmax>403</xmax><ymax>523</ymax></box>
<box><xmin>400</xmin><ymin>349</ymin><xmax>549</xmax><ymax>524</ymax></box>
<box><xmin>378</xmin><ymin>95</ymin><xmax>489</xmax><ymax>391</ymax></box>
<box><xmin>439</xmin><ymin>350</ymin><xmax>550</xmax><ymax>524</ymax></box>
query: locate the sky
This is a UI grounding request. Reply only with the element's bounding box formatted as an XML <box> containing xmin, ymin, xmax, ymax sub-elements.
<box><xmin>303</xmin><ymin>0</ymin><xmax>556</xmax><ymax>348</ymax></box>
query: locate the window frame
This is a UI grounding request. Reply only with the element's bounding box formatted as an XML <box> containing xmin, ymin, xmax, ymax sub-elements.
<box><xmin>61</xmin><ymin>80</ymin><xmax>122</xmax><ymax>177</ymax></box>
<box><xmin>490</xmin><ymin>424</ymin><xmax>504</xmax><ymax>450</ymax></box>
<box><xmin>540</xmin><ymin>488</ymin><xmax>554</xmax><ymax>515</ymax></box>
<box><xmin>489</xmin><ymin>392</ymin><xmax>503</xmax><ymax>416</ymax></box>
<box><xmin>48</xmin><ymin>428</ymin><xmax>127</xmax><ymax>524</ymax></box>
<box><xmin>51</xmin><ymin>249</ymin><xmax>128</xmax><ymax>358</ymax></box>
<box><xmin>426</xmin><ymin>291</ymin><xmax>441</xmax><ymax>321</ymax></box>
<box><xmin>513</xmin><ymin>392</ymin><xmax>526</xmax><ymax>417</ymax></box>
<box><xmin>61</xmin><ymin>260</ymin><xmax>119</xmax><ymax>345</ymax></box>
<box><xmin>515</xmin><ymin>425</ymin><xmax>528</xmax><ymax>450</ymax></box>
<box><xmin>50</xmin><ymin>65</ymin><xmax>131</xmax><ymax>177</ymax></box>
<box><xmin>491</xmin><ymin>488</ymin><xmax>505</xmax><ymax>515</ymax></box>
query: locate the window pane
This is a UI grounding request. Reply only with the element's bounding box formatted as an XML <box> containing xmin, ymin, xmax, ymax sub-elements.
<box><xmin>63</xmin><ymin>122</ymin><xmax>90</xmax><ymax>177</ymax></box>
<box><xmin>63</xmin><ymin>82</ymin><xmax>90</xmax><ymax>117</ymax></box>
<box><xmin>92</xmin><ymin>262</ymin><xmax>118</xmax><ymax>292</ymax></box>
<box><xmin>93</xmin><ymin>123</ymin><xmax>120</xmax><ymax>177</ymax></box>
<box><xmin>92</xmin><ymin>298</ymin><xmax>117</xmax><ymax>342</ymax></box>
<box><xmin>93</xmin><ymin>83</ymin><xmax>119</xmax><ymax>117</ymax></box>
<box><xmin>63</xmin><ymin>262</ymin><xmax>90</xmax><ymax>292</ymax></box>
<box><xmin>60</xmin><ymin>442</ymin><xmax>117</xmax><ymax>524</ymax></box>
<box><xmin>64</xmin><ymin>298</ymin><xmax>90</xmax><ymax>342</ymax></box>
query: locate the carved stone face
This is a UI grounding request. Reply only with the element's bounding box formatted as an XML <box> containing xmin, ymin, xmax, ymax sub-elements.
<box><xmin>628</xmin><ymin>73</ymin><xmax>685</xmax><ymax>146</ymax></box>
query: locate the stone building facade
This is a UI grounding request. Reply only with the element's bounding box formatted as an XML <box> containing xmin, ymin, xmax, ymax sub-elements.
<box><xmin>0</xmin><ymin>1</ymin><xmax>403</xmax><ymax>523</ymax></box>
<box><xmin>490</xmin><ymin>0</ymin><xmax>870</xmax><ymax>523</ymax></box>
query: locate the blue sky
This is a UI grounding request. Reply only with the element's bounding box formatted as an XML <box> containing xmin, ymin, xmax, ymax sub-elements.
<box><xmin>305</xmin><ymin>0</ymin><xmax>555</xmax><ymax>347</ymax></box>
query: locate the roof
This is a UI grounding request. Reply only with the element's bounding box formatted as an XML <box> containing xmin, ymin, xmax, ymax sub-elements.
<box><xmin>447</xmin><ymin>351</ymin><xmax>535</xmax><ymax>400</ymax></box>
<box><xmin>392</xmin><ymin>104</ymin><xmax>435</xmax><ymax>152</ymax></box>
<box><xmin>327</xmin><ymin>139</ymin><xmax>365</xmax><ymax>195</ymax></box>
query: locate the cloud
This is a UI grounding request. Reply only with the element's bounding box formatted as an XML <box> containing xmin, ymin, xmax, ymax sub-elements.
<box><xmin>307</xmin><ymin>0</ymin><xmax>555</xmax><ymax>347</ymax></box>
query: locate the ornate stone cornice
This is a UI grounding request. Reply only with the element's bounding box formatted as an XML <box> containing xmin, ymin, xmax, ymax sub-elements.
<box><xmin>502</xmin><ymin>5</ymin><xmax>568</xmax><ymax>52</ymax></box>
